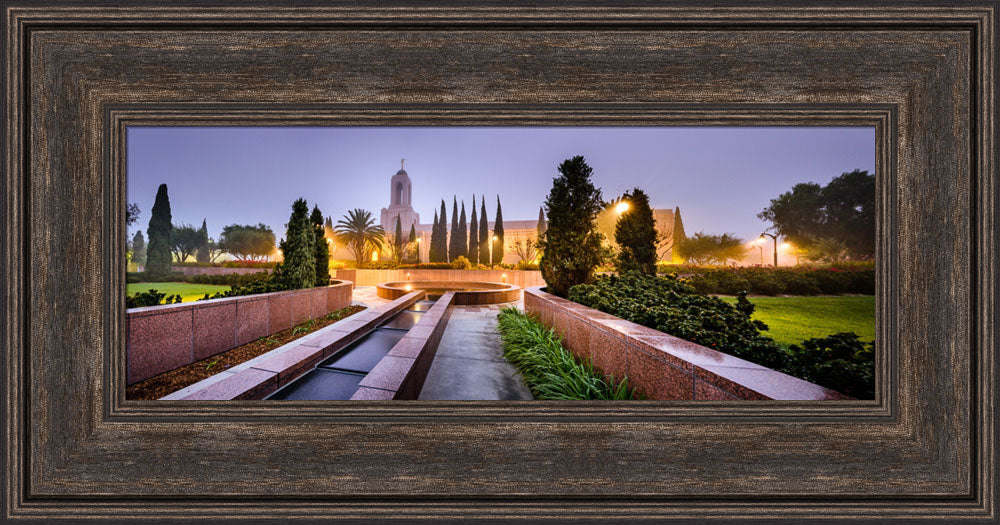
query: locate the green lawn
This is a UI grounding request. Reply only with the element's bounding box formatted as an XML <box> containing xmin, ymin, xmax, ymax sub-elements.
<box><xmin>127</xmin><ymin>282</ymin><xmax>231</xmax><ymax>303</ymax></box>
<box><xmin>719</xmin><ymin>295</ymin><xmax>875</xmax><ymax>348</ymax></box>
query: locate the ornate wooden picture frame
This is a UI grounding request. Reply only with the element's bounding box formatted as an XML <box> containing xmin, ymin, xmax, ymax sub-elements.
<box><xmin>2</xmin><ymin>2</ymin><xmax>996</xmax><ymax>522</ymax></box>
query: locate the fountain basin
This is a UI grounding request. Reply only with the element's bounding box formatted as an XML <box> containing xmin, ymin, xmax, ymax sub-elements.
<box><xmin>377</xmin><ymin>281</ymin><xmax>520</xmax><ymax>305</ymax></box>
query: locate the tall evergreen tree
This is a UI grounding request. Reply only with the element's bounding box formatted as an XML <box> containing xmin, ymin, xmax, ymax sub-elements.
<box><xmin>449</xmin><ymin>196</ymin><xmax>461</xmax><ymax>262</ymax></box>
<box><xmin>429</xmin><ymin>210</ymin><xmax>442</xmax><ymax>262</ymax></box>
<box><xmin>439</xmin><ymin>199</ymin><xmax>449</xmax><ymax>262</ymax></box>
<box><xmin>196</xmin><ymin>218</ymin><xmax>211</xmax><ymax>263</ymax></box>
<box><xmin>311</xmin><ymin>205</ymin><xmax>330</xmax><ymax>285</ymax></box>
<box><xmin>468</xmin><ymin>195</ymin><xmax>479</xmax><ymax>265</ymax></box>
<box><xmin>492</xmin><ymin>196</ymin><xmax>505</xmax><ymax>266</ymax></box>
<box><xmin>537</xmin><ymin>207</ymin><xmax>547</xmax><ymax>237</ymax></box>
<box><xmin>408</xmin><ymin>223</ymin><xmax>418</xmax><ymax>263</ymax></box>
<box><xmin>393</xmin><ymin>216</ymin><xmax>404</xmax><ymax>264</ymax></box>
<box><xmin>457</xmin><ymin>200</ymin><xmax>468</xmax><ymax>260</ymax></box>
<box><xmin>145</xmin><ymin>183</ymin><xmax>173</xmax><ymax>276</ymax></box>
<box><xmin>614</xmin><ymin>188</ymin><xmax>658</xmax><ymax>275</ymax></box>
<box><xmin>672</xmin><ymin>206</ymin><xmax>687</xmax><ymax>263</ymax></box>
<box><xmin>131</xmin><ymin>231</ymin><xmax>146</xmax><ymax>265</ymax></box>
<box><xmin>276</xmin><ymin>198</ymin><xmax>316</xmax><ymax>289</ymax></box>
<box><xmin>478</xmin><ymin>198</ymin><xmax>490</xmax><ymax>265</ymax></box>
<box><xmin>538</xmin><ymin>156</ymin><xmax>605</xmax><ymax>297</ymax></box>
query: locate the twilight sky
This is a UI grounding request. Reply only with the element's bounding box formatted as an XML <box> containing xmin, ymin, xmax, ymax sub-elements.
<box><xmin>127</xmin><ymin>126</ymin><xmax>875</xmax><ymax>244</ymax></box>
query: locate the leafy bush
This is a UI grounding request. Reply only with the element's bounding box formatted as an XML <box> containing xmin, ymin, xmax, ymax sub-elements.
<box><xmin>567</xmin><ymin>272</ymin><xmax>874</xmax><ymax>398</ymax></box>
<box><xmin>126</xmin><ymin>289</ymin><xmax>182</xmax><ymax>308</ymax></box>
<box><xmin>496</xmin><ymin>308</ymin><xmax>638</xmax><ymax>400</ymax></box>
<box><xmin>657</xmin><ymin>262</ymin><xmax>875</xmax><ymax>296</ymax></box>
<box><xmin>785</xmin><ymin>332</ymin><xmax>875</xmax><ymax>399</ymax></box>
<box><xmin>187</xmin><ymin>271</ymin><xmax>270</xmax><ymax>287</ymax></box>
<box><xmin>451</xmin><ymin>256</ymin><xmax>472</xmax><ymax>269</ymax></box>
<box><xmin>516</xmin><ymin>261</ymin><xmax>540</xmax><ymax>271</ymax></box>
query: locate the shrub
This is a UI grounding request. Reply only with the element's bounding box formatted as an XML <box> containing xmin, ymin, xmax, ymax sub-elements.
<box><xmin>496</xmin><ymin>308</ymin><xmax>638</xmax><ymax>400</ymax></box>
<box><xmin>187</xmin><ymin>271</ymin><xmax>270</xmax><ymax>287</ymax></box>
<box><xmin>786</xmin><ymin>333</ymin><xmax>875</xmax><ymax>399</ymax></box>
<box><xmin>451</xmin><ymin>256</ymin><xmax>472</xmax><ymax>269</ymax></box>
<box><xmin>516</xmin><ymin>261</ymin><xmax>540</xmax><ymax>271</ymax></box>
<box><xmin>126</xmin><ymin>289</ymin><xmax>182</xmax><ymax>308</ymax></box>
<box><xmin>658</xmin><ymin>263</ymin><xmax>875</xmax><ymax>296</ymax></box>
<box><xmin>567</xmin><ymin>272</ymin><xmax>874</xmax><ymax>398</ymax></box>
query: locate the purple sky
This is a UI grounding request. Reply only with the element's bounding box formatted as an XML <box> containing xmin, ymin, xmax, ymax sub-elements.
<box><xmin>127</xmin><ymin>126</ymin><xmax>875</xmax><ymax>243</ymax></box>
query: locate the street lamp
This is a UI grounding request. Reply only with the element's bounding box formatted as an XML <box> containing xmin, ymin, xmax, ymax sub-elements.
<box><xmin>750</xmin><ymin>238</ymin><xmax>764</xmax><ymax>265</ymax></box>
<box><xmin>759</xmin><ymin>232</ymin><xmax>779</xmax><ymax>267</ymax></box>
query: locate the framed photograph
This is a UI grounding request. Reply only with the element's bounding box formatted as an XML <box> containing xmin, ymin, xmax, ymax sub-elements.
<box><xmin>2</xmin><ymin>1</ymin><xmax>996</xmax><ymax>522</ymax></box>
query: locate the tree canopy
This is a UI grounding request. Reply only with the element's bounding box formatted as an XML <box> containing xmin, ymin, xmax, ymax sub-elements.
<box><xmin>675</xmin><ymin>232</ymin><xmax>746</xmax><ymax>265</ymax></box>
<box><xmin>492</xmin><ymin>196</ymin><xmax>505</xmax><ymax>266</ymax></box>
<box><xmin>170</xmin><ymin>224</ymin><xmax>202</xmax><ymax>263</ymax></box>
<box><xmin>335</xmin><ymin>208</ymin><xmax>385</xmax><ymax>265</ymax></box>
<box><xmin>219</xmin><ymin>223</ymin><xmax>276</xmax><ymax>261</ymax></box>
<box><xmin>145</xmin><ymin>184</ymin><xmax>173</xmax><ymax>275</ymax></box>
<box><xmin>277</xmin><ymin>198</ymin><xmax>317</xmax><ymax>289</ymax></box>
<box><xmin>758</xmin><ymin>169</ymin><xmax>875</xmax><ymax>260</ymax></box>
<box><xmin>468</xmin><ymin>195</ymin><xmax>479</xmax><ymax>265</ymax></box>
<box><xmin>311</xmin><ymin>205</ymin><xmax>330</xmax><ymax>286</ymax></box>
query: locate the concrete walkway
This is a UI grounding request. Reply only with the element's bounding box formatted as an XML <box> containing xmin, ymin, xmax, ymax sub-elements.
<box><xmin>418</xmin><ymin>302</ymin><xmax>533</xmax><ymax>400</ymax></box>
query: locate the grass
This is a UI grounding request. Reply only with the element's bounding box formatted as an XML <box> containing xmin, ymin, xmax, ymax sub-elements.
<box><xmin>127</xmin><ymin>282</ymin><xmax>231</xmax><ymax>303</ymax></box>
<box><xmin>496</xmin><ymin>308</ymin><xmax>639</xmax><ymax>400</ymax></box>
<box><xmin>719</xmin><ymin>295</ymin><xmax>875</xmax><ymax>348</ymax></box>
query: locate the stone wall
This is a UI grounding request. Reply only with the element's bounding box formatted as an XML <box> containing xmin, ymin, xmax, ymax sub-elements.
<box><xmin>333</xmin><ymin>268</ymin><xmax>544</xmax><ymax>288</ymax></box>
<box><xmin>126</xmin><ymin>281</ymin><xmax>353</xmax><ymax>385</ymax></box>
<box><xmin>523</xmin><ymin>287</ymin><xmax>849</xmax><ymax>401</ymax></box>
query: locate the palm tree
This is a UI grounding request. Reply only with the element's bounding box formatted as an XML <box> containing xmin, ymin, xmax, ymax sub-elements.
<box><xmin>335</xmin><ymin>209</ymin><xmax>386</xmax><ymax>265</ymax></box>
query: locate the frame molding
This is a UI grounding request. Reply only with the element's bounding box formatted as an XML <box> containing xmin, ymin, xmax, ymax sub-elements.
<box><xmin>2</xmin><ymin>2</ymin><xmax>995</xmax><ymax>522</ymax></box>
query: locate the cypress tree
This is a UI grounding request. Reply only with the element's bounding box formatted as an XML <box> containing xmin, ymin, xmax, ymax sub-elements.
<box><xmin>449</xmin><ymin>196</ymin><xmax>461</xmax><ymax>262</ymax></box>
<box><xmin>408</xmin><ymin>223</ymin><xmax>418</xmax><ymax>263</ymax></box>
<box><xmin>468</xmin><ymin>195</ymin><xmax>479</xmax><ymax>265</ymax></box>
<box><xmin>439</xmin><ymin>199</ymin><xmax>449</xmax><ymax>262</ymax></box>
<box><xmin>429</xmin><ymin>210</ymin><xmax>441</xmax><ymax>262</ymax></box>
<box><xmin>131</xmin><ymin>231</ymin><xmax>146</xmax><ymax>265</ymax></box>
<box><xmin>196</xmin><ymin>218</ymin><xmax>210</xmax><ymax>263</ymax></box>
<box><xmin>492</xmin><ymin>196</ymin><xmax>505</xmax><ymax>266</ymax></box>
<box><xmin>457</xmin><ymin>200</ymin><xmax>468</xmax><ymax>260</ymax></box>
<box><xmin>478</xmin><ymin>198</ymin><xmax>490</xmax><ymax>265</ymax></box>
<box><xmin>311</xmin><ymin>205</ymin><xmax>330</xmax><ymax>286</ymax></box>
<box><xmin>394</xmin><ymin>216</ymin><xmax>403</xmax><ymax>264</ymax></box>
<box><xmin>614</xmin><ymin>188</ymin><xmax>658</xmax><ymax>275</ymax></box>
<box><xmin>672</xmin><ymin>206</ymin><xmax>687</xmax><ymax>263</ymax></box>
<box><xmin>538</xmin><ymin>156</ymin><xmax>605</xmax><ymax>297</ymax></box>
<box><xmin>145</xmin><ymin>183</ymin><xmax>173</xmax><ymax>276</ymax></box>
<box><xmin>537</xmin><ymin>207</ymin><xmax>546</xmax><ymax>237</ymax></box>
<box><xmin>276</xmin><ymin>198</ymin><xmax>316</xmax><ymax>289</ymax></box>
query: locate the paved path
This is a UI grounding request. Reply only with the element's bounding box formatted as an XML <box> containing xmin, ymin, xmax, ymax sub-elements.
<box><xmin>418</xmin><ymin>302</ymin><xmax>533</xmax><ymax>400</ymax></box>
<box><xmin>351</xmin><ymin>285</ymin><xmax>391</xmax><ymax>308</ymax></box>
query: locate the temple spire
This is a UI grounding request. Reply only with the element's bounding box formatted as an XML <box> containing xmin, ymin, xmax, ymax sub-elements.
<box><xmin>401</xmin><ymin>157</ymin><xmax>406</xmax><ymax>170</ymax></box>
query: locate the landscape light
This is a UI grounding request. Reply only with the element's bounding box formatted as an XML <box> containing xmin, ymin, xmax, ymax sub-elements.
<box><xmin>406</xmin><ymin>272</ymin><xmax>411</xmax><ymax>280</ymax></box>
<box><xmin>615</xmin><ymin>201</ymin><xmax>630</xmax><ymax>214</ymax></box>
<box><xmin>502</xmin><ymin>273</ymin><xmax>507</xmax><ymax>283</ymax></box>
<box><xmin>404</xmin><ymin>284</ymin><xmax>413</xmax><ymax>292</ymax></box>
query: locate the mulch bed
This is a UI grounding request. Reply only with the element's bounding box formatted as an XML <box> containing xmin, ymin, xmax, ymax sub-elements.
<box><xmin>127</xmin><ymin>304</ymin><xmax>366</xmax><ymax>400</ymax></box>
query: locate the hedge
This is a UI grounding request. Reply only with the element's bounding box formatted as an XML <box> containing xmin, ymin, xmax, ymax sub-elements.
<box><xmin>656</xmin><ymin>262</ymin><xmax>875</xmax><ymax>296</ymax></box>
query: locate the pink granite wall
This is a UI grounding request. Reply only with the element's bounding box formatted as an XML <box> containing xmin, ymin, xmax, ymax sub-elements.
<box><xmin>126</xmin><ymin>280</ymin><xmax>354</xmax><ymax>385</ymax></box>
<box><xmin>523</xmin><ymin>287</ymin><xmax>849</xmax><ymax>401</ymax></box>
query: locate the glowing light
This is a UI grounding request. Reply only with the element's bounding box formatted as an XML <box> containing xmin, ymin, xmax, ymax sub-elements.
<box><xmin>615</xmin><ymin>201</ymin><xmax>630</xmax><ymax>214</ymax></box>
<box><xmin>371</xmin><ymin>251</ymin><xmax>379</xmax><ymax>262</ymax></box>
<box><xmin>492</xmin><ymin>235</ymin><xmax>499</xmax><ymax>242</ymax></box>
<box><xmin>406</xmin><ymin>273</ymin><xmax>411</xmax><ymax>280</ymax></box>
<box><xmin>501</xmin><ymin>273</ymin><xmax>507</xmax><ymax>283</ymax></box>
<box><xmin>780</xmin><ymin>242</ymin><xmax>793</xmax><ymax>251</ymax></box>
<box><xmin>404</xmin><ymin>284</ymin><xmax>413</xmax><ymax>292</ymax></box>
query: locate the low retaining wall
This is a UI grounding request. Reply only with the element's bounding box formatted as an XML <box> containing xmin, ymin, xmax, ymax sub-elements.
<box><xmin>376</xmin><ymin>281</ymin><xmax>520</xmax><ymax>304</ymax></box>
<box><xmin>126</xmin><ymin>280</ymin><xmax>353</xmax><ymax>385</ymax></box>
<box><xmin>171</xmin><ymin>265</ymin><xmax>273</xmax><ymax>276</ymax></box>
<box><xmin>333</xmin><ymin>268</ymin><xmax>544</xmax><ymax>288</ymax></box>
<box><xmin>165</xmin><ymin>291</ymin><xmax>425</xmax><ymax>400</ymax></box>
<box><xmin>523</xmin><ymin>287</ymin><xmax>848</xmax><ymax>401</ymax></box>
<box><xmin>352</xmin><ymin>292</ymin><xmax>455</xmax><ymax>400</ymax></box>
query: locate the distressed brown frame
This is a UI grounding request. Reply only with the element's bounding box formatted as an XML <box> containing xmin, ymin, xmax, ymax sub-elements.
<box><xmin>2</xmin><ymin>2</ymin><xmax>996</xmax><ymax>523</ymax></box>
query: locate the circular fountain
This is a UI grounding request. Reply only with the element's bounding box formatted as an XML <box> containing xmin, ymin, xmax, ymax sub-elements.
<box><xmin>376</xmin><ymin>280</ymin><xmax>521</xmax><ymax>305</ymax></box>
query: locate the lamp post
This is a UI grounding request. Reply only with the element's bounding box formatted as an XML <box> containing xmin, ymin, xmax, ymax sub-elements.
<box><xmin>759</xmin><ymin>232</ymin><xmax>778</xmax><ymax>267</ymax></box>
